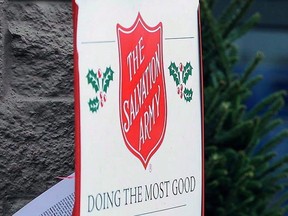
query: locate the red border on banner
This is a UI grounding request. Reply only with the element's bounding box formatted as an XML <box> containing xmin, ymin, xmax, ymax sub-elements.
<box><xmin>198</xmin><ymin>5</ymin><xmax>205</xmax><ymax>216</ymax></box>
<box><xmin>72</xmin><ymin>1</ymin><xmax>81</xmax><ymax>216</ymax></box>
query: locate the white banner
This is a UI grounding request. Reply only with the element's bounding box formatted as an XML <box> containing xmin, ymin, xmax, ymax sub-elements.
<box><xmin>73</xmin><ymin>1</ymin><xmax>204</xmax><ymax>215</ymax></box>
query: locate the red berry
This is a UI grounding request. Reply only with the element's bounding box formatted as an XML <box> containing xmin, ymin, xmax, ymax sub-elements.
<box><xmin>100</xmin><ymin>92</ymin><xmax>103</xmax><ymax>100</ymax></box>
<box><xmin>177</xmin><ymin>87</ymin><xmax>180</xmax><ymax>94</ymax></box>
<box><xmin>103</xmin><ymin>94</ymin><xmax>107</xmax><ymax>102</ymax></box>
<box><xmin>180</xmin><ymin>84</ymin><xmax>183</xmax><ymax>91</ymax></box>
<box><xmin>179</xmin><ymin>63</ymin><xmax>183</xmax><ymax>72</ymax></box>
<box><xmin>100</xmin><ymin>101</ymin><xmax>104</xmax><ymax>107</ymax></box>
<box><xmin>180</xmin><ymin>92</ymin><xmax>183</xmax><ymax>99</ymax></box>
<box><xmin>98</xmin><ymin>69</ymin><xmax>102</xmax><ymax>78</ymax></box>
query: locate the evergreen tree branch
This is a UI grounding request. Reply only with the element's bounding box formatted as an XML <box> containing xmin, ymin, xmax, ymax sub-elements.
<box><xmin>258</xmin><ymin>130</ymin><xmax>288</xmax><ymax>155</ymax></box>
<box><xmin>202</xmin><ymin>0</ymin><xmax>288</xmax><ymax>214</ymax></box>
<box><xmin>227</xmin><ymin>13</ymin><xmax>261</xmax><ymax>42</ymax></box>
<box><xmin>260</xmin><ymin>119</ymin><xmax>284</xmax><ymax>137</ymax></box>
<box><xmin>247</xmin><ymin>91</ymin><xmax>286</xmax><ymax>119</ymax></box>
<box><xmin>222</xmin><ymin>0</ymin><xmax>254</xmax><ymax>38</ymax></box>
<box><xmin>201</xmin><ymin>0</ymin><xmax>232</xmax><ymax>82</ymax></box>
<box><xmin>240</xmin><ymin>51</ymin><xmax>264</xmax><ymax>84</ymax></box>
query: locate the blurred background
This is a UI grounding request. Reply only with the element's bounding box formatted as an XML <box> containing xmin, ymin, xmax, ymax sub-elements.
<box><xmin>215</xmin><ymin>0</ymin><xmax>288</xmax><ymax>156</ymax></box>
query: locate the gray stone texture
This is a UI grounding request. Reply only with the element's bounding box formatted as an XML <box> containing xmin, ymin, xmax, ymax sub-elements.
<box><xmin>7</xmin><ymin>1</ymin><xmax>73</xmax><ymax>97</ymax></box>
<box><xmin>3</xmin><ymin>197</ymin><xmax>34</xmax><ymax>216</ymax></box>
<box><xmin>0</xmin><ymin>0</ymin><xmax>5</xmax><ymax>97</ymax></box>
<box><xmin>0</xmin><ymin>1</ymin><xmax>74</xmax><ymax>215</ymax></box>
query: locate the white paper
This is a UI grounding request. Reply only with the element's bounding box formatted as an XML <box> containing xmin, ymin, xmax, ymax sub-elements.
<box><xmin>13</xmin><ymin>174</ymin><xmax>74</xmax><ymax>216</ymax></box>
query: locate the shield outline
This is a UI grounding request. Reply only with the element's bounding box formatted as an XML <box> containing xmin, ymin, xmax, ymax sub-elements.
<box><xmin>117</xmin><ymin>13</ymin><xmax>167</xmax><ymax>169</ymax></box>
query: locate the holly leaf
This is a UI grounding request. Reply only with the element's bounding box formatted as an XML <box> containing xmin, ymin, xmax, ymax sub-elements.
<box><xmin>169</xmin><ymin>62</ymin><xmax>180</xmax><ymax>86</ymax></box>
<box><xmin>182</xmin><ymin>62</ymin><xmax>193</xmax><ymax>84</ymax></box>
<box><xmin>102</xmin><ymin>67</ymin><xmax>114</xmax><ymax>93</ymax></box>
<box><xmin>184</xmin><ymin>88</ymin><xmax>193</xmax><ymax>102</ymax></box>
<box><xmin>88</xmin><ymin>97</ymin><xmax>100</xmax><ymax>113</ymax></box>
<box><xmin>87</xmin><ymin>69</ymin><xmax>100</xmax><ymax>93</ymax></box>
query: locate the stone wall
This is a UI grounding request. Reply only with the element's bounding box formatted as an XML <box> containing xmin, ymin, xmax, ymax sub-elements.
<box><xmin>0</xmin><ymin>1</ymin><xmax>74</xmax><ymax>215</ymax></box>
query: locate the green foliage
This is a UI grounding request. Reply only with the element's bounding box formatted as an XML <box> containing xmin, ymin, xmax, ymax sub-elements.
<box><xmin>201</xmin><ymin>0</ymin><xmax>288</xmax><ymax>215</ymax></box>
<box><xmin>183</xmin><ymin>62</ymin><xmax>193</xmax><ymax>84</ymax></box>
<box><xmin>184</xmin><ymin>88</ymin><xmax>193</xmax><ymax>102</ymax></box>
<box><xmin>88</xmin><ymin>97</ymin><xmax>100</xmax><ymax>113</ymax></box>
<box><xmin>102</xmin><ymin>67</ymin><xmax>114</xmax><ymax>93</ymax></box>
<box><xmin>169</xmin><ymin>62</ymin><xmax>181</xmax><ymax>86</ymax></box>
<box><xmin>87</xmin><ymin>69</ymin><xmax>100</xmax><ymax>93</ymax></box>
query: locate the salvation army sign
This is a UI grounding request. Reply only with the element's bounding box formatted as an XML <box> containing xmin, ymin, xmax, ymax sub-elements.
<box><xmin>73</xmin><ymin>1</ymin><xmax>204</xmax><ymax>215</ymax></box>
<box><xmin>117</xmin><ymin>13</ymin><xmax>167</xmax><ymax>169</ymax></box>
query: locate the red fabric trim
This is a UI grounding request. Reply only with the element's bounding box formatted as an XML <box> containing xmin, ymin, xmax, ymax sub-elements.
<box><xmin>198</xmin><ymin>4</ymin><xmax>205</xmax><ymax>216</ymax></box>
<box><xmin>72</xmin><ymin>1</ymin><xmax>81</xmax><ymax>216</ymax></box>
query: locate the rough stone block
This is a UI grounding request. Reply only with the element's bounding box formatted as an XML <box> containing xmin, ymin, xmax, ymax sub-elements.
<box><xmin>0</xmin><ymin>99</ymin><xmax>74</xmax><ymax>214</ymax></box>
<box><xmin>4</xmin><ymin>197</ymin><xmax>34</xmax><ymax>215</ymax></box>
<box><xmin>7</xmin><ymin>2</ymin><xmax>73</xmax><ymax>97</ymax></box>
<box><xmin>0</xmin><ymin>1</ymin><xmax>74</xmax><ymax>215</ymax></box>
<box><xmin>0</xmin><ymin>200</ymin><xmax>3</xmax><ymax>216</ymax></box>
<box><xmin>0</xmin><ymin>0</ymin><xmax>5</xmax><ymax>97</ymax></box>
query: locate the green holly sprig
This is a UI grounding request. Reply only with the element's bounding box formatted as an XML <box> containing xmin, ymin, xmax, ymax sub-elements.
<box><xmin>87</xmin><ymin>67</ymin><xmax>114</xmax><ymax>113</ymax></box>
<box><xmin>168</xmin><ymin>62</ymin><xmax>193</xmax><ymax>102</ymax></box>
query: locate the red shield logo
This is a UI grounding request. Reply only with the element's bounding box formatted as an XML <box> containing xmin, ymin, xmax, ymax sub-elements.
<box><xmin>117</xmin><ymin>13</ymin><xmax>167</xmax><ymax>169</ymax></box>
